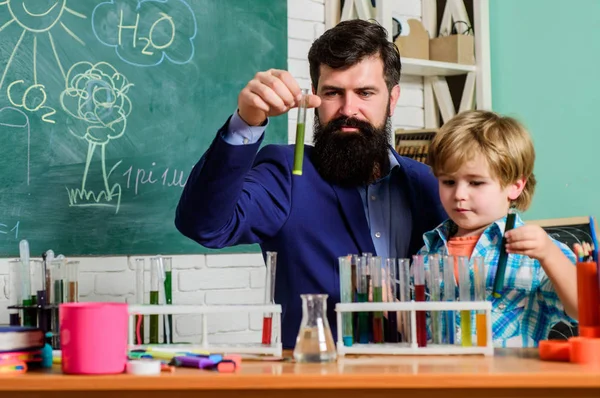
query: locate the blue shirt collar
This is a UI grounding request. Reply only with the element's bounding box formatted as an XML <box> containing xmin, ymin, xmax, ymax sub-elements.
<box><xmin>422</xmin><ymin>213</ymin><xmax>526</xmax><ymax>253</ymax></box>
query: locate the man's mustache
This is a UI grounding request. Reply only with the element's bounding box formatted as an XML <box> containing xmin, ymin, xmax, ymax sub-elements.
<box><xmin>323</xmin><ymin>116</ymin><xmax>375</xmax><ymax>135</ymax></box>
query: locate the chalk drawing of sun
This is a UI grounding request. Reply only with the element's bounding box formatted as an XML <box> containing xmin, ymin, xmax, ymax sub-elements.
<box><xmin>0</xmin><ymin>0</ymin><xmax>86</xmax><ymax>118</ymax></box>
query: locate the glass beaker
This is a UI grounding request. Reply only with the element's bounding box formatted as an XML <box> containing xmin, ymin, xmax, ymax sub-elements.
<box><xmin>293</xmin><ymin>294</ymin><xmax>337</xmax><ymax>363</ymax></box>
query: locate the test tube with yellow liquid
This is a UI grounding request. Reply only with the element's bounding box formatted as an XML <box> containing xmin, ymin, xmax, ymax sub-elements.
<box><xmin>473</xmin><ymin>256</ymin><xmax>487</xmax><ymax>346</ymax></box>
<box><xmin>457</xmin><ymin>256</ymin><xmax>472</xmax><ymax>347</ymax></box>
<box><xmin>292</xmin><ymin>89</ymin><xmax>309</xmax><ymax>175</ymax></box>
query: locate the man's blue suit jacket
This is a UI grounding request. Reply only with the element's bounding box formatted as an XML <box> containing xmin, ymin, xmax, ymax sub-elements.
<box><xmin>175</xmin><ymin>117</ymin><xmax>447</xmax><ymax>348</ymax></box>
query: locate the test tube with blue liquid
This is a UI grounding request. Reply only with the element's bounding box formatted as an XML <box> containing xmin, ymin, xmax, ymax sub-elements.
<box><xmin>427</xmin><ymin>254</ymin><xmax>443</xmax><ymax>344</ymax></box>
<box><xmin>443</xmin><ymin>255</ymin><xmax>456</xmax><ymax>345</ymax></box>
<box><xmin>338</xmin><ymin>255</ymin><xmax>353</xmax><ymax>346</ymax></box>
<box><xmin>457</xmin><ymin>256</ymin><xmax>472</xmax><ymax>346</ymax></box>
<box><xmin>398</xmin><ymin>258</ymin><xmax>411</xmax><ymax>343</ymax></box>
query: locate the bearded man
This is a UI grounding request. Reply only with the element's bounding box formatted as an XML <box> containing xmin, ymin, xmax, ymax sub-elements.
<box><xmin>175</xmin><ymin>19</ymin><xmax>446</xmax><ymax>349</ymax></box>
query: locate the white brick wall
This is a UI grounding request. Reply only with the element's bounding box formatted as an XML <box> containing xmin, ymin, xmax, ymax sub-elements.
<box><xmin>0</xmin><ymin>0</ymin><xmax>424</xmax><ymax>345</ymax></box>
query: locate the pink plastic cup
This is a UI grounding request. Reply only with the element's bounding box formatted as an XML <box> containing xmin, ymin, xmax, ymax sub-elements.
<box><xmin>60</xmin><ymin>302</ymin><xmax>129</xmax><ymax>374</ymax></box>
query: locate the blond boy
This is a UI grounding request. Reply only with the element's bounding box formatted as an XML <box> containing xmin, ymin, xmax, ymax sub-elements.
<box><xmin>420</xmin><ymin>110</ymin><xmax>577</xmax><ymax>347</ymax></box>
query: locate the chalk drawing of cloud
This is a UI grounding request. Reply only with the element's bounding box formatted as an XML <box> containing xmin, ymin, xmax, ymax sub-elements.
<box><xmin>92</xmin><ymin>0</ymin><xmax>197</xmax><ymax>67</ymax></box>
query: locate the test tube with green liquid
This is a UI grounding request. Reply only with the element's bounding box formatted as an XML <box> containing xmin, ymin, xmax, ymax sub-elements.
<box><xmin>370</xmin><ymin>256</ymin><xmax>384</xmax><ymax>343</ymax></box>
<box><xmin>292</xmin><ymin>88</ymin><xmax>309</xmax><ymax>175</ymax></box>
<box><xmin>149</xmin><ymin>260</ymin><xmax>159</xmax><ymax>344</ymax></box>
<box><xmin>457</xmin><ymin>256</ymin><xmax>472</xmax><ymax>346</ymax></box>
<box><xmin>338</xmin><ymin>256</ymin><xmax>353</xmax><ymax>346</ymax></box>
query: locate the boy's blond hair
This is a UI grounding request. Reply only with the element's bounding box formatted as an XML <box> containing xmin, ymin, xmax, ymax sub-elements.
<box><xmin>428</xmin><ymin>110</ymin><xmax>536</xmax><ymax>211</ymax></box>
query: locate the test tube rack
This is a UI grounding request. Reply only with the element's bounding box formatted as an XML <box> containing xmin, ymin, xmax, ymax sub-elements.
<box><xmin>127</xmin><ymin>304</ymin><xmax>283</xmax><ymax>357</ymax></box>
<box><xmin>335</xmin><ymin>300</ymin><xmax>494</xmax><ymax>356</ymax></box>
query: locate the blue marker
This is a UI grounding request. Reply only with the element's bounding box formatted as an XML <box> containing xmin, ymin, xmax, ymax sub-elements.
<box><xmin>589</xmin><ymin>216</ymin><xmax>598</xmax><ymax>263</ymax></box>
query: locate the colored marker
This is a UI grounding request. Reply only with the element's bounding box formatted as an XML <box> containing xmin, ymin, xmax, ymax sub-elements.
<box><xmin>492</xmin><ymin>211</ymin><xmax>516</xmax><ymax>298</ymax></box>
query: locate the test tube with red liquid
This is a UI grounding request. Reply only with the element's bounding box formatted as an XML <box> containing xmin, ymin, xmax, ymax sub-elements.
<box><xmin>262</xmin><ymin>252</ymin><xmax>277</xmax><ymax>345</ymax></box>
<box><xmin>413</xmin><ymin>254</ymin><xmax>427</xmax><ymax>347</ymax></box>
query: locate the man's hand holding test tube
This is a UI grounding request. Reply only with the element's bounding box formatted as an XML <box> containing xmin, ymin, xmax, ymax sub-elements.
<box><xmin>236</xmin><ymin>70</ymin><xmax>320</xmax><ymax>174</ymax></box>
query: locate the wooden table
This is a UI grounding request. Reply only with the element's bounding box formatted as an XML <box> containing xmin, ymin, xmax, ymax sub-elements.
<box><xmin>2</xmin><ymin>349</ymin><xmax>600</xmax><ymax>398</ymax></box>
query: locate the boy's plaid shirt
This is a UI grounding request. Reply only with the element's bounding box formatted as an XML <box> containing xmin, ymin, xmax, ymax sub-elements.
<box><xmin>418</xmin><ymin>214</ymin><xmax>577</xmax><ymax>347</ymax></box>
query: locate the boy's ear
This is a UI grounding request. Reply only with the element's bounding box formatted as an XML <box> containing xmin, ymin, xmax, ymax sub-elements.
<box><xmin>508</xmin><ymin>177</ymin><xmax>527</xmax><ymax>201</ymax></box>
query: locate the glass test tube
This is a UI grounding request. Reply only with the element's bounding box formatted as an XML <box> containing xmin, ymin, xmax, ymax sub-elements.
<box><xmin>135</xmin><ymin>258</ymin><xmax>145</xmax><ymax>345</ymax></box>
<box><xmin>356</xmin><ymin>256</ymin><xmax>369</xmax><ymax>344</ymax></box>
<box><xmin>349</xmin><ymin>254</ymin><xmax>358</xmax><ymax>344</ymax></box>
<box><xmin>8</xmin><ymin>260</ymin><xmax>22</xmax><ymax>326</ymax></box>
<box><xmin>30</xmin><ymin>260</ymin><xmax>45</xmax><ymax>328</ymax></box>
<box><xmin>149</xmin><ymin>259</ymin><xmax>160</xmax><ymax>344</ymax></box>
<box><xmin>370</xmin><ymin>257</ymin><xmax>384</xmax><ymax>343</ymax></box>
<box><xmin>473</xmin><ymin>256</ymin><xmax>487</xmax><ymax>346</ymax></box>
<box><xmin>385</xmin><ymin>258</ymin><xmax>399</xmax><ymax>343</ymax></box>
<box><xmin>292</xmin><ymin>88</ymin><xmax>309</xmax><ymax>175</ymax></box>
<box><xmin>47</xmin><ymin>260</ymin><xmax>65</xmax><ymax>348</ymax></box>
<box><xmin>428</xmin><ymin>254</ymin><xmax>443</xmax><ymax>344</ymax></box>
<box><xmin>338</xmin><ymin>256</ymin><xmax>353</xmax><ymax>346</ymax></box>
<box><xmin>413</xmin><ymin>255</ymin><xmax>427</xmax><ymax>347</ymax></box>
<box><xmin>160</xmin><ymin>257</ymin><xmax>173</xmax><ymax>344</ymax></box>
<box><xmin>398</xmin><ymin>258</ymin><xmax>411</xmax><ymax>343</ymax></box>
<box><xmin>457</xmin><ymin>256</ymin><xmax>472</xmax><ymax>346</ymax></box>
<box><xmin>66</xmin><ymin>261</ymin><xmax>79</xmax><ymax>303</ymax></box>
<box><xmin>443</xmin><ymin>255</ymin><xmax>456</xmax><ymax>344</ymax></box>
<box><xmin>262</xmin><ymin>252</ymin><xmax>277</xmax><ymax>345</ymax></box>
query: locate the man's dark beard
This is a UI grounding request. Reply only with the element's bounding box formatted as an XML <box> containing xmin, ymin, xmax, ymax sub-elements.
<box><xmin>311</xmin><ymin>113</ymin><xmax>392</xmax><ymax>187</ymax></box>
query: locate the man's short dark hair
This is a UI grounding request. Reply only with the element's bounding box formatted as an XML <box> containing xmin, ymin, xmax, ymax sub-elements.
<box><xmin>308</xmin><ymin>19</ymin><xmax>402</xmax><ymax>92</ymax></box>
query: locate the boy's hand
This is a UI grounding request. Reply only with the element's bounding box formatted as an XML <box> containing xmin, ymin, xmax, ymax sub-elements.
<box><xmin>504</xmin><ymin>225</ymin><xmax>554</xmax><ymax>262</ymax></box>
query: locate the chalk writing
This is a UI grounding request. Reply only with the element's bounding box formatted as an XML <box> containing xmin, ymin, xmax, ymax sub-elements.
<box><xmin>92</xmin><ymin>0</ymin><xmax>197</xmax><ymax>67</ymax></box>
<box><xmin>0</xmin><ymin>1</ymin><xmax>86</xmax><ymax>122</ymax></box>
<box><xmin>122</xmin><ymin>162</ymin><xmax>188</xmax><ymax>195</ymax></box>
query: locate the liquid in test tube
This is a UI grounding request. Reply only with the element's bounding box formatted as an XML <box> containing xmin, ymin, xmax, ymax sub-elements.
<box><xmin>385</xmin><ymin>258</ymin><xmax>399</xmax><ymax>343</ymax></box>
<box><xmin>413</xmin><ymin>255</ymin><xmax>426</xmax><ymax>347</ymax></box>
<box><xmin>457</xmin><ymin>256</ymin><xmax>472</xmax><ymax>346</ymax></box>
<box><xmin>428</xmin><ymin>254</ymin><xmax>443</xmax><ymax>344</ymax></box>
<box><xmin>370</xmin><ymin>257</ymin><xmax>384</xmax><ymax>343</ymax></box>
<box><xmin>292</xmin><ymin>89</ymin><xmax>309</xmax><ymax>176</ymax></box>
<box><xmin>398</xmin><ymin>258</ymin><xmax>411</xmax><ymax>343</ymax></box>
<box><xmin>356</xmin><ymin>256</ymin><xmax>369</xmax><ymax>344</ymax></box>
<box><xmin>338</xmin><ymin>256</ymin><xmax>353</xmax><ymax>346</ymax></box>
<box><xmin>443</xmin><ymin>255</ymin><xmax>456</xmax><ymax>345</ymax></box>
<box><xmin>135</xmin><ymin>258</ymin><xmax>145</xmax><ymax>345</ymax></box>
<box><xmin>473</xmin><ymin>256</ymin><xmax>487</xmax><ymax>346</ymax></box>
<box><xmin>262</xmin><ymin>252</ymin><xmax>277</xmax><ymax>345</ymax></box>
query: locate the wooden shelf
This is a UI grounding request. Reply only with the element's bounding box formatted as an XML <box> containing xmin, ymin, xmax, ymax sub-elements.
<box><xmin>402</xmin><ymin>58</ymin><xmax>476</xmax><ymax>76</ymax></box>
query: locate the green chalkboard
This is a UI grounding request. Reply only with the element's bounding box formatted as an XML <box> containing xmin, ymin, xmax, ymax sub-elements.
<box><xmin>0</xmin><ymin>0</ymin><xmax>287</xmax><ymax>256</ymax></box>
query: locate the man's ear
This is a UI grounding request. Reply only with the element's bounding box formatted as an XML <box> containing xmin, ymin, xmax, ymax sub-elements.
<box><xmin>508</xmin><ymin>177</ymin><xmax>527</xmax><ymax>201</ymax></box>
<box><xmin>389</xmin><ymin>84</ymin><xmax>400</xmax><ymax>116</ymax></box>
